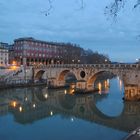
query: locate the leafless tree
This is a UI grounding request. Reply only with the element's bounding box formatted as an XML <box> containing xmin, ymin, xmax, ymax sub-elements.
<box><xmin>44</xmin><ymin>0</ymin><xmax>140</xmax><ymax>17</ymax></box>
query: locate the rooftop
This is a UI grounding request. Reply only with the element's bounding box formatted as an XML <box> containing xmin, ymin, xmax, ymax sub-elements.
<box><xmin>14</xmin><ymin>37</ymin><xmax>77</xmax><ymax>47</ymax></box>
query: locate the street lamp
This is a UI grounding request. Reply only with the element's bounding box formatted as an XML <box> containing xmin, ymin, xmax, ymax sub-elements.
<box><xmin>136</xmin><ymin>58</ymin><xmax>140</xmax><ymax>64</ymax></box>
<box><xmin>105</xmin><ymin>59</ymin><xmax>107</xmax><ymax>62</ymax></box>
<box><xmin>72</xmin><ymin>60</ymin><xmax>74</xmax><ymax>64</ymax></box>
<box><xmin>78</xmin><ymin>60</ymin><xmax>80</xmax><ymax>63</ymax></box>
<box><xmin>12</xmin><ymin>60</ymin><xmax>16</xmax><ymax>65</ymax></box>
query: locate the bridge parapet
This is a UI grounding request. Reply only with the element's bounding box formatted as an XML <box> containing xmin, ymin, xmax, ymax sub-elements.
<box><xmin>32</xmin><ymin>63</ymin><xmax>140</xmax><ymax>70</ymax></box>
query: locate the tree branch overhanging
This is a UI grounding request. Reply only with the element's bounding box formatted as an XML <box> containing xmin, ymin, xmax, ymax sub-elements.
<box><xmin>43</xmin><ymin>0</ymin><xmax>140</xmax><ymax>17</ymax></box>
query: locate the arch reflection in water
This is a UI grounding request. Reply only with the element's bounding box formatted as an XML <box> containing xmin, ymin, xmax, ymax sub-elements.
<box><xmin>0</xmin><ymin>86</ymin><xmax>138</xmax><ymax>133</ymax></box>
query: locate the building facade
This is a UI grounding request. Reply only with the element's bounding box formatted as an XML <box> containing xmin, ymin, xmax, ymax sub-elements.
<box><xmin>14</xmin><ymin>37</ymin><xmax>65</xmax><ymax>66</ymax></box>
<box><xmin>13</xmin><ymin>37</ymin><xmax>83</xmax><ymax>66</ymax></box>
<box><xmin>0</xmin><ymin>42</ymin><xmax>9</xmax><ymax>66</ymax></box>
<box><xmin>8</xmin><ymin>45</ymin><xmax>15</xmax><ymax>65</ymax></box>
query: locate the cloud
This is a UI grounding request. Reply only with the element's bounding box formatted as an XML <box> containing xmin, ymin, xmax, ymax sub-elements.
<box><xmin>0</xmin><ymin>0</ymin><xmax>140</xmax><ymax>62</ymax></box>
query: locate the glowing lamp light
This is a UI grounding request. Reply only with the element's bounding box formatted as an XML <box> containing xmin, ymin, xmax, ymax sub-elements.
<box><xmin>19</xmin><ymin>106</ymin><xmax>23</xmax><ymax>112</ymax></box>
<box><xmin>25</xmin><ymin>97</ymin><xmax>28</xmax><ymax>101</ymax></box>
<box><xmin>33</xmin><ymin>103</ymin><xmax>36</xmax><ymax>108</ymax></box>
<box><xmin>12</xmin><ymin>61</ymin><xmax>16</xmax><ymax>65</ymax></box>
<box><xmin>119</xmin><ymin>79</ymin><xmax>123</xmax><ymax>92</ymax></box>
<box><xmin>44</xmin><ymin>94</ymin><xmax>48</xmax><ymax>99</ymax></box>
<box><xmin>98</xmin><ymin>82</ymin><xmax>102</xmax><ymax>94</ymax></box>
<box><xmin>50</xmin><ymin>111</ymin><xmax>53</xmax><ymax>116</ymax></box>
<box><xmin>64</xmin><ymin>90</ymin><xmax>67</xmax><ymax>94</ymax></box>
<box><xmin>71</xmin><ymin>118</ymin><xmax>74</xmax><ymax>122</ymax></box>
<box><xmin>11</xmin><ymin>101</ymin><xmax>17</xmax><ymax>108</ymax></box>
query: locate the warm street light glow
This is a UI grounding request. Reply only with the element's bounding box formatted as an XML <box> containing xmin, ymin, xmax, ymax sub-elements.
<box><xmin>98</xmin><ymin>82</ymin><xmax>102</xmax><ymax>94</ymax></box>
<box><xmin>11</xmin><ymin>101</ymin><xmax>17</xmax><ymax>108</ymax></box>
<box><xmin>104</xmin><ymin>80</ymin><xmax>107</xmax><ymax>89</ymax></box>
<box><xmin>19</xmin><ymin>106</ymin><xmax>23</xmax><ymax>112</ymax></box>
<box><xmin>119</xmin><ymin>79</ymin><xmax>122</xmax><ymax>92</ymax></box>
<box><xmin>12</xmin><ymin>61</ymin><xmax>16</xmax><ymax>65</ymax></box>
<box><xmin>64</xmin><ymin>90</ymin><xmax>67</xmax><ymax>94</ymax></box>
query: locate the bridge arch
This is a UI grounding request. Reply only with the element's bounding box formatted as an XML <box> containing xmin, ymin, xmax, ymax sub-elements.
<box><xmin>89</xmin><ymin>101</ymin><xmax>122</xmax><ymax>119</ymax></box>
<box><xmin>86</xmin><ymin>71</ymin><xmax>124</xmax><ymax>118</ymax></box>
<box><xmin>87</xmin><ymin>70</ymin><xmax>122</xmax><ymax>88</ymax></box>
<box><xmin>58</xmin><ymin>70</ymin><xmax>77</xmax><ymax>82</ymax></box>
<box><xmin>35</xmin><ymin>70</ymin><xmax>46</xmax><ymax>81</ymax></box>
<box><xmin>59</xmin><ymin>94</ymin><xmax>76</xmax><ymax>110</ymax></box>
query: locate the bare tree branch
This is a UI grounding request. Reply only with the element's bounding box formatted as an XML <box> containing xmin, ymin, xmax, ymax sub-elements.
<box><xmin>42</xmin><ymin>0</ymin><xmax>140</xmax><ymax>17</ymax></box>
<box><xmin>134</xmin><ymin>0</ymin><xmax>140</xmax><ymax>8</ymax></box>
<box><xmin>41</xmin><ymin>0</ymin><xmax>53</xmax><ymax>16</ymax></box>
<box><xmin>76</xmin><ymin>0</ymin><xmax>85</xmax><ymax>10</ymax></box>
<box><xmin>104</xmin><ymin>0</ymin><xmax>126</xmax><ymax>19</ymax></box>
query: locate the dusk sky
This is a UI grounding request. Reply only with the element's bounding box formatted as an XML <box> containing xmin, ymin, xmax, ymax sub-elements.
<box><xmin>0</xmin><ymin>0</ymin><xmax>140</xmax><ymax>62</ymax></box>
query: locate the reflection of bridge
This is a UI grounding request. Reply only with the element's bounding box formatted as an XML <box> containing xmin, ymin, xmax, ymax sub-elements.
<box><xmin>32</xmin><ymin>64</ymin><xmax>140</xmax><ymax>101</ymax></box>
<box><xmin>6</xmin><ymin>87</ymin><xmax>140</xmax><ymax>132</ymax></box>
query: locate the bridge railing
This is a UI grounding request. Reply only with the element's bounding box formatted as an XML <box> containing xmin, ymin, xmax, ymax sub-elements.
<box><xmin>31</xmin><ymin>63</ymin><xmax>140</xmax><ymax>70</ymax></box>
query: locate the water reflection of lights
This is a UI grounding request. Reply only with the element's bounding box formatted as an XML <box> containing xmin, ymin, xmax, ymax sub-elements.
<box><xmin>64</xmin><ymin>90</ymin><xmax>67</xmax><ymax>94</ymax></box>
<box><xmin>117</xmin><ymin>76</ymin><xmax>123</xmax><ymax>92</ymax></box>
<box><xmin>98</xmin><ymin>82</ymin><xmax>102</xmax><ymax>94</ymax></box>
<box><xmin>25</xmin><ymin>97</ymin><xmax>28</xmax><ymax>101</ymax></box>
<box><xmin>97</xmin><ymin>80</ymin><xmax>110</xmax><ymax>94</ymax></box>
<box><xmin>104</xmin><ymin>80</ymin><xmax>107</xmax><ymax>89</ymax></box>
<box><xmin>104</xmin><ymin>80</ymin><xmax>109</xmax><ymax>93</ymax></box>
<box><xmin>44</xmin><ymin>94</ymin><xmax>48</xmax><ymax>99</ymax></box>
<box><xmin>19</xmin><ymin>106</ymin><xmax>23</xmax><ymax>112</ymax></box>
<box><xmin>71</xmin><ymin>117</ymin><xmax>74</xmax><ymax>122</ymax></box>
<box><xmin>11</xmin><ymin>101</ymin><xmax>17</xmax><ymax>108</ymax></box>
<box><xmin>119</xmin><ymin>79</ymin><xmax>123</xmax><ymax>92</ymax></box>
<box><xmin>33</xmin><ymin>103</ymin><xmax>36</xmax><ymax>108</ymax></box>
<box><xmin>50</xmin><ymin>111</ymin><xmax>53</xmax><ymax>116</ymax></box>
<box><xmin>69</xmin><ymin>89</ymin><xmax>75</xmax><ymax>94</ymax></box>
<box><xmin>107</xmin><ymin>79</ymin><xmax>110</xmax><ymax>85</ymax></box>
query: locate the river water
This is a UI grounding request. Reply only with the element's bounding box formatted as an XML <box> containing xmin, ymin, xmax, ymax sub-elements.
<box><xmin>0</xmin><ymin>77</ymin><xmax>140</xmax><ymax>140</ymax></box>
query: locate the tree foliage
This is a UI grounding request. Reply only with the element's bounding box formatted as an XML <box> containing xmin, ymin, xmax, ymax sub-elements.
<box><xmin>61</xmin><ymin>44</ymin><xmax>110</xmax><ymax>64</ymax></box>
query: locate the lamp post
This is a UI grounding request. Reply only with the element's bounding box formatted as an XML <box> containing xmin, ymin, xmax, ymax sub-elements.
<box><xmin>78</xmin><ymin>59</ymin><xmax>80</xmax><ymax>64</ymax></box>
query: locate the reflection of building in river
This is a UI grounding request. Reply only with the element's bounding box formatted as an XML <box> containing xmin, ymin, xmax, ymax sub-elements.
<box><xmin>0</xmin><ymin>87</ymin><xmax>138</xmax><ymax>133</ymax></box>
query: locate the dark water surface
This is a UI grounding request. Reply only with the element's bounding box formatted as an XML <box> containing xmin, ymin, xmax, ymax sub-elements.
<box><xmin>0</xmin><ymin>78</ymin><xmax>140</xmax><ymax>140</ymax></box>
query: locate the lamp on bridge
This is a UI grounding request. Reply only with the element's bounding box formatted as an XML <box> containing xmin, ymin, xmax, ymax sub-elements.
<box><xmin>72</xmin><ymin>60</ymin><xmax>74</xmax><ymax>64</ymax></box>
<box><xmin>78</xmin><ymin>59</ymin><xmax>80</xmax><ymax>64</ymax></box>
<box><xmin>105</xmin><ymin>59</ymin><xmax>108</xmax><ymax>63</ymax></box>
<box><xmin>136</xmin><ymin>58</ymin><xmax>140</xmax><ymax>63</ymax></box>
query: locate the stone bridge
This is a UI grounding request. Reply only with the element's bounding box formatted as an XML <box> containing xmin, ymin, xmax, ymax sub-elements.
<box><xmin>32</xmin><ymin>64</ymin><xmax>140</xmax><ymax>101</ymax></box>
